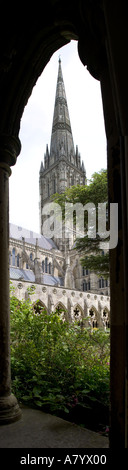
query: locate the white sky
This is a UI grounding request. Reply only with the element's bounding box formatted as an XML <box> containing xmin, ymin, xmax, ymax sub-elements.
<box><xmin>9</xmin><ymin>40</ymin><xmax>107</xmax><ymax>234</ymax></box>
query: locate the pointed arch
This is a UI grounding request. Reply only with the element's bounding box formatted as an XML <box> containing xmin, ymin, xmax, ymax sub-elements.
<box><xmin>72</xmin><ymin>303</ymin><xmax>84</xmax><ymax>323</ymax></box>
<box><xmin>102</xmin><ymin>307</ymin><xmax>110</xmax><ymax>328</ymax></box>
<box><xmin>54</xmin><ymin>302</ymin><xmax>68</xmax><ymax>321</ymax></box>
<box><xmin>30</xmin><ymin>252</ymin><xmax>33</xmax><ymax>261</ymax></box>
<box><xmin>89</xmin><ymin>305</ymin><xmax>99</xmax><ymax>328</ymax></box>
<box><xmin>33</xmin><ymin>300</ymin><xmax>48</xmax><ymax>315</ymax></box>
<box><xmin>17</xmin><ymin>253</ymin><xmax>20</xmax><ymax>268</ymax></box>
<box><xmin>12</xmin><ymin>247</ymin><xmax>15</xmax><ymax>266</ymax></box>
<box><xmin>45</xmin><ymin>257</ymin><xmax>48</xmax><ymax>273</ymax></box>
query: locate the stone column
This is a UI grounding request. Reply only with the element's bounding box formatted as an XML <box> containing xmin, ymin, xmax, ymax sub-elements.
<box><xmin>0</xmin><ymin>135</ymin><xmax>21</xmax><ymax>423</ymax></box>
<box><xmin>101</xmin><ymin>65</ymin><xmax>126</xmax><ymax>447</ymax></box>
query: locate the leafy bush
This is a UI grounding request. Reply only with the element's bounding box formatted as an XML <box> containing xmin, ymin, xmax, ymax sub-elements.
<box><xmin>10</xmin><ymin>288</ymin><xmax>110</xmax><ymax>428</ymax></box>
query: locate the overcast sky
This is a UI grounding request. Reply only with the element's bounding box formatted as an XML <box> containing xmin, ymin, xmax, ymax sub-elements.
<box><xmin>9</xmin><ymin>40</ymin><xmax>107</xmax><ymax>234</ymax></box>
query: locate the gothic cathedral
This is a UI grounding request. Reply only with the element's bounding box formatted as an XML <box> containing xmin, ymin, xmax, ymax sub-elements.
<box><xmin>9</xmin><ymin>59</ymin><xmax>110</xmax><ymax>328</ymax></box>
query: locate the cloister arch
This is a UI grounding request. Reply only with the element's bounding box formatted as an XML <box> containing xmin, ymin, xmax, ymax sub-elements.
<box><xmin>0</xmin><ymin>0</ymin><xmax>127</xmax><ymax>448</ymax></box>
<box><xmin>89</xmin><ymin>306</ymin><xmax>99</xmax><ymax>328</ymax></box>
<box><xmin>33</xmin><ymin>300</ymin><xmax>48</xmax><ymax>315</ymax></box>
<box><xmin>102</xmin><ymin>307</ymin><xmax>110</xmax><ymax>329</ymax></box>
<box><xmin>72</xmin><ymin>303</ymin><xmax>84</xmax><ymax>323</ymax></box>
<box><xmin>54</xmin><ymin>302</ymin><xmax>68</xmax><ymax>321</ymax></box>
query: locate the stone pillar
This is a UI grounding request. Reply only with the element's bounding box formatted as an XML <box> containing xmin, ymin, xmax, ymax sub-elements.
<box><xmin>34</xmin><ymin>238</ymin><xmax>41</xmax><ymax>284</ymax></box>
<box><xmin>64</xmin><ymin>253</ymin><xmax>75</xmax><ymax>289</ymax></box>
<box><xmin>101</xmin><ymin>65</ymin><xmax>126</xmax><ymax>447</ymax></box>
<box><xmin>0</xmin><ymin>135</ymin><xmax>21</xmax><ymax>423</ymax></box>
<box><xmin>103</xmin><ymin>1</ymin><xmax>128</xmax><ymax>447</ymax></box>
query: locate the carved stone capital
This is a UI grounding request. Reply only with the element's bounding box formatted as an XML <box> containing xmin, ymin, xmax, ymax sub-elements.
<box><xmin>0</xmin><ymin>134</ymin><xmax>21</xmax><ymax>167</ymax></box>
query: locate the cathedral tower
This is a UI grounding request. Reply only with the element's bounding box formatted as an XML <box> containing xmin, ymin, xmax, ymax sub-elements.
<box><xmin>39</xmin><ymin>58</ymin><xmax>86</xmax><ymax>247</ymax></box>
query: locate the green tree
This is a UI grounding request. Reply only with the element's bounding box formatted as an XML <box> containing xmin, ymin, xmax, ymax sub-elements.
<box><xmin>52</xmin><ymin>170</ymin><xmax>109</xmax><ymax>276</ymax></box>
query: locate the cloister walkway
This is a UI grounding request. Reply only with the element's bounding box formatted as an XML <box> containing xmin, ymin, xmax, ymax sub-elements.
<box><xmin>0</xmin><ymin>405</ymin><xmax>108</xmax><ymax>449</ymax></box>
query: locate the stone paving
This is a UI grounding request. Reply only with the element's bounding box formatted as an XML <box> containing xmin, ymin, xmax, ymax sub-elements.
<box><xmin>0</xmin><ymin>406</ymin><xmax>109</xmax><ymax>448</ymax></box>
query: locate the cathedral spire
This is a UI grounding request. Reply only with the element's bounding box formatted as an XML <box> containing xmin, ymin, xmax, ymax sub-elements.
<box><xmin>50</xmin><ymin>58</ymin><xmax>75</xmax><ymax>159</ymax></box>
<box><xmin>39</xmin><ymin>59</ymin><xmax>86</xmax><ymax>236</ymax></box>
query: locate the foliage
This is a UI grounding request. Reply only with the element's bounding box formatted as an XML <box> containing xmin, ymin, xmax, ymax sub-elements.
<box><xmin>10</xmin><ymin>291</ymin><xmax>110</xmax><ymax>427</ymax></box>
<box><xmin>52</xmin><ymin>170</ymin><xmax>109</xmax><ymax>276</ymax></box>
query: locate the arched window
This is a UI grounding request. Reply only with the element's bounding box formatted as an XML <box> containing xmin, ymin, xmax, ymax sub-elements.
<box><xmin>45</xmin><ymin>257</ymin><xmax>48</xmax><ymax>273</ymax></box>
<box><xmin>17</xmin><ymin>254</ymin><xmax>20</xmax><ymax>268</ymax></box>
<box><xmin>83</xmin><ymin>267</ymin><xmax>89</xmax><ymax>276</ymax></box>
<box><xmin>26</xmin><ymin>262</ymin><xmax>29</xmax><ymax>269</ymax></box>
<box><xmin>33</xmin><ymin>300</ymin><xmax>47</xmax><ymax>315</ymax></box>
<box><xmin>42</xmin><ymin>260</ymin><xmax>44</xmax><ymax>272</ymax></box>
<box><xmin>73</xmin><ymin>305</ymin><xmax>83</xmax><ymax>325</ymax></box>
<box><xmin>12</xmin><ymin>248</ymin><xmax>15</xmax><ymax>266</ymax></box>
<box><xmin>83</xmin><ymin>280</ymin><xmax>87</xmax><ymax>291</ymax></box>
<box><xmin>89</xmin><ymin>308</ymin><xmax>98</xmax><ymax>328</ymax></box>
<box><xmin>55</xmin><ymin>303</ymin><xmax>68</xmax><ymax>322</ymax></box>
<box><xmin>49</xmin><ymin>262</ymin><xmax>52</xmax><ymax>274</ymax></box>
<box><xmin>99</xmin><ymin>277</ymin><xmax>105</xmax><ymax>288</ymax></box>
<box><xmin>103</xmin><ymin>309</ymin><xmax>110</xmax><ymax>329</ymax></box>
<box><xmin>82</xmin><ymin>267</ymin><xmax>85</xmax><ymax>276</ymax></box>
<box><xmin>30</xmin><ymin>253</ymin><xmax>33</xmax><ymax>261</ymax></box>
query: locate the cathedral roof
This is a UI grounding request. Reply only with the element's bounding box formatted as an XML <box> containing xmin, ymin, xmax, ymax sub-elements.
<box><xmin>10</xmin><ymin>266</ymin><xmax>63</xmax><ymax>286</ymax></box>
<box><xmin>9</xmin><ymin>223</ymin><xmax>57</xmax><ymax>251</ymax></box>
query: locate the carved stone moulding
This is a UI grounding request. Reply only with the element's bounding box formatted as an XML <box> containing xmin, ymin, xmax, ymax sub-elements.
<box><xmin>17</xmin><ymin>282</ymin><xmax>23</xmax><ymax>289</ymax></box>
<box><xmin>53</xmin><ymin>288</ymin><xmax>57</xmax><ymax>294</ymax></box>
<box><xmin>0</xmin><ymin>134</ymin><xmax>21</xmax><ymax>166</ymax></box>
<box><xmin>42</xmin><ymin>287</ymin><xmax>47</xmax><ymax>292</ymax></box>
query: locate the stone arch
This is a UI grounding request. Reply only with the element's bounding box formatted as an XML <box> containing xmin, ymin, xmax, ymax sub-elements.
<box><xmin>102</xmin><ymin>306</ymin><xmax>110</xmax><ymax>329</ymax></box>
<box><xmin>72</xmin><ymin>303</ymin><xmax>84</xmax><ymax>323</ymax></box>
<box><xmin>33</xmin><ymin>300</ymin><xmax>48</xmax><ymax>315</ymax></box>
<box><xmin>54</xmin><ymin>301</ymin><xmax>68</xmax><ymax>322</ymax></box>
<box><xmin>12</xmin><ymin>247</ymin><xmax>16</xmax><ymax>267</ymax></box>
<box><xmin>0</xmin><ymin>0</ymin><xmax>127</xmax><ymax>448</ymax></box>
<box><xmin>89</xmin><ymin>305</ymin><xmax>99</xmax><ymax>328</ymax></box>
<box><xmin>0</xmin><ymin>1</ymin><xmax>106</xmax><ymax>144</ymax></box>
<box><xmin>17</xmin><ymin>253</ymin><xmax>20</xmax><ymax>268</ymax></box>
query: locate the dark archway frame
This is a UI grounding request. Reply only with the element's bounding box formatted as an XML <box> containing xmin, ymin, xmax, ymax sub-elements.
<box><xmin>0</xmin><ymin>0</ymin><xmax>128</xmax><ymax>448</ymax></box>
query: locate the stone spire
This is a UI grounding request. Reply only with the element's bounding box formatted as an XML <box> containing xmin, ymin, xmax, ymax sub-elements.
<box><xmin>50</xmin><ymin>58</ymin><xmax>75</xmax><ymax>160</ymax></box>
<box><xmin>39</xmin><ymin>58</ymin><xmax>86</xmax><ymax>236</ymax></box>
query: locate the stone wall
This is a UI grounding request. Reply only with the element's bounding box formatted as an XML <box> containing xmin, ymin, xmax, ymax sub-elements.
<box><xmin>11</xmin><ymin>279</ymin><xmax>110</xmax><ymax>329</ymax></box>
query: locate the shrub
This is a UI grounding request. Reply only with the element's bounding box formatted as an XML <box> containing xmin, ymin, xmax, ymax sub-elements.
<box><xmin>10</xmin><ymin>290</ymin><xmax>110</xmax><ymax>427</ymax></box>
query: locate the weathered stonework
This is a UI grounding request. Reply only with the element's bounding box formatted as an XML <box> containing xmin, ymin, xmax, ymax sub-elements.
<box><xmin>39</xmin><ymin>59</ymin><xmax>86</xmax><ymax>241</ymax></box>
<box><xmin>0</xmin><ymin>0</ymin><xmax>127</xmax><ymax>447</ymax></box>
<box><xmin>11</xmin><ymin>279</ymin><xmax>110</xmax><ymax>329</ymax></box>
<box><xmin>9</xmin><ymin>59</ymin><xmax>110</xmax><ymax>328</ymax></box>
